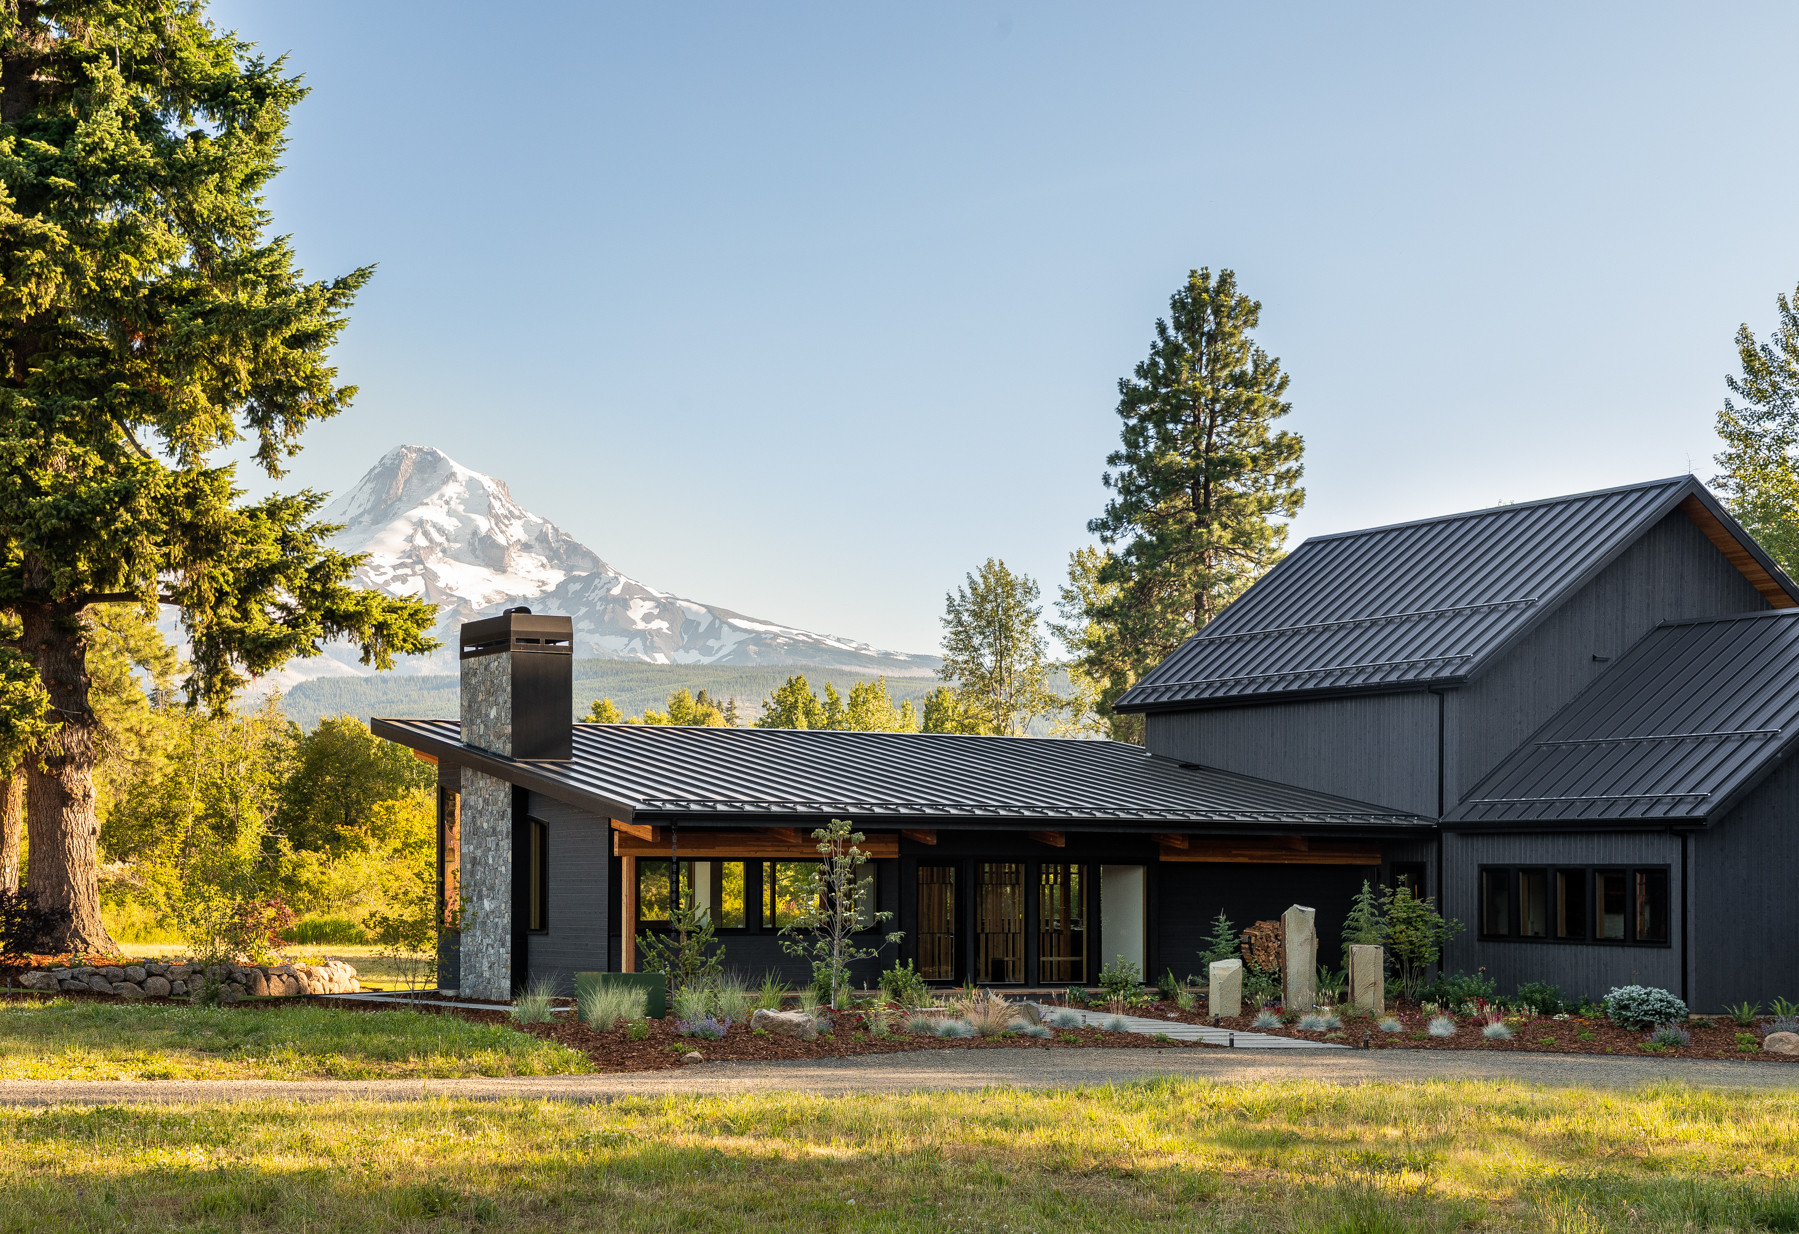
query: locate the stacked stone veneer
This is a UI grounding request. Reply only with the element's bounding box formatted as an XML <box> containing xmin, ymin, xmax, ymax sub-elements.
<box><xmin>459</xmin><ymin>650</ymin><xmax>515</xmax><ymax>1002</ymax></box>
<box><xmin>16</xmin><ymin>960</ymin><xmax>360</xmax><ymax>999</ymax></box>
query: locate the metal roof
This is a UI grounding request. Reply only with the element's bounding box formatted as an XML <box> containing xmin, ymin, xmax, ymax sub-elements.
<box><xmin>1448</xmin><ymin>610</ymin><xmax>1799</xmax><ymax>825</ymax></box>
<box><xmin>1116</xmin><ymin>476</ymin><xmax>1798</xmax><ymax>711</ymax></box>
<box><xmin>372</xmin><ymin>718</ymin><xmax>1430</xmax><ymax>829</ymax></box>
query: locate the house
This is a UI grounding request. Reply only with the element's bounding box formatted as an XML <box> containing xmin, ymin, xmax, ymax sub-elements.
<box><xmin>373</xmin><ymin>475</ymin><xmax>1799</xmax><ymax>1010</ymax></box>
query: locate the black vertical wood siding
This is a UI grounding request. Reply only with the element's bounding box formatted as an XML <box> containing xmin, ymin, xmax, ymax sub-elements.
<box><xmin>1145</xmin><ymin>693</ymin><xmax>1440</xmax><ymax>816</ymax></box>
<box><xmin>1444</xmin><ymin>512</ymin><xmax>1769</xmax><ymax>807</ymax></box>
<box><xmin>1691</xmin><ymin>755</ymin><xmax>1799</xmax><ymax>1011</ymax></box>
<box><xmin>1441</xmin><ymin>830</ymin><xmax>1682</xmax><ymax>1003</ymax></box>
<box><xmin>524</xmin><ymin>793</ymin><xmax>612</xmax><ymax>994</ymax></box>
<box><xmin>1153</xmin><ymin>862</ymin><xmax>1379</xmax><ymax>980</ymax></box>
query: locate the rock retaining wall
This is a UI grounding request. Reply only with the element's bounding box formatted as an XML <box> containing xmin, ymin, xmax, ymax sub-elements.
<box><xmin>15</xmin><ymin>960</ymin><xmax>360</xmax><ymax>1000</ymax></box>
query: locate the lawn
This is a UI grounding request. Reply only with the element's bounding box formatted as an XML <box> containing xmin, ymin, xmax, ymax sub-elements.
<box><xmin>0</xmin><ymin>999</ymin><xmax>591</xmax><ymax>1080</ymax></box>
<box><xmin>1</xmin><ymin>1078</ymin><xmax>1797</xmax><ymax>1231</ymax></box>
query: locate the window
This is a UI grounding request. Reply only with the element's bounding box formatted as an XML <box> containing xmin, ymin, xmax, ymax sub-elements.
<box><xmin>762</xmin><ymin>861</ymin><xmax>820</xmax><ymax>929</ymax></box>
<box><xmin>1478</xmin><ymin>864</ymin><xmax>1667</xmax><ymax>946</ymax></box>
<box><xmin>636</xmin><ymin>861</ymin><xmax>747</xmax><ymax>928</ymax></box>
<box><xmin>917</xmin><ymin>865</ymin><xmax>956</xmax><ymax>981</ymax></box>
<box><xmin>976</xmin><ymin>862</ymin><xmax>1024</xmax><ymax>984</ymax></box>
<box><xmin>1038</xmin><ymin>864</ymin><xmax>1086</xmax><ymax>984</ymax></box>
<box><xmin>438</xmin><ymin>787</ymin><xmax>461</xmax><ymax>929</ymax></box>
<box><xmin>527</xmin><ymin>819</ymin><xmax>547</xmax><ymax>932</ymax></box>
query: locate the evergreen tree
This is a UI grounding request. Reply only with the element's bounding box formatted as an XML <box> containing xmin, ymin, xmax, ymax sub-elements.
<box><xmin>1198</xmin><ymin>909</ymin><xmax>1239</xmax><ymax>967</ymax></box>
<box><xmin>920</xmin><ymin>685</ymin><xmax>988</xmax><ymax>734</ymax></box>
<box><xmin>1049</xmin><ymin>546</ymin><xmax>1138</xmax><ymax>742</ymax></box>
<box><xmin>939</xmin><ymin>558</ymin><xmax>1060</xmax><ymax>737</ymax></box>
<box><xmin>1082</xmin><ymin>268</ymin><xmax>1304</xmax><ymax>715</ymax></box>
<box><xmin>1342</xmin><ymin>879</ymin><xmax>1385</xmax><ymax>949</ymax></box>
<box><xmin>1714</xmin><ymin>279</ymin><xmax>1799</xmax><ymax>573</ymax></box>
<box><xmin>0</xmin><ymin>3</ymin><xmax>437</xmax><ymax>950</ymax></box>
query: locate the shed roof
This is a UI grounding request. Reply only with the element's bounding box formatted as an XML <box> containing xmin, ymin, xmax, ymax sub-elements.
<box><xmin>1447</xmin><ymin>609</ymin><xmax>1799</xmax><ymax>825</ymax></box>
<box><xmin>1116</xmin><ymin>476</ymin><xmax>1798</xmax><ymax>711</ymax></box>
<box><xmin>372</xmin><ymin>718</ymin><xmax>1429</xmax><ymax>830</ymax></box>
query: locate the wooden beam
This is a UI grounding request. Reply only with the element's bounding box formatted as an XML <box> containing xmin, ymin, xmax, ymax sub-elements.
<box><xmin>620</xmin><ymin>855</ymin><xmax>637</xmax><ymax>973</ymax></box>
<box><xmin>609</xmin><ymin>818</ymin><xmax>658</xmax><ymax>843</ymax></box>
<box><xmin>1159</xmin><ymin>839</ymin><xmax>1380</xmax><ymax>866</ymax></box>
<box><xmin>1029</xmin><ymin>830</ymin><xmax>1066</xmax><ymax>848</ymax></box>
<box><xmin>612</xmin><ymin>830</ymin><xmax>898</xmax><ymax>859</ymax></box>
<box><xmin>766</xmin><ymin>827</ymin><xmax>802</xmax><ymax>844</ymax></box>
<box><xmin>1153</xmin><ymin>833</ymin><xmax>1189</xmax><ymax>849</ymax></box>
<box><xmin>901</xmin><ymin>829</ymin><xmax>937</xmax><ymax>845</ymax></box>
<box><xmin>411</xmin><ymin>749</ymin><xmax>438</xmax><ymax>767</ymax></box>
<box><xmin>1680</xmin><ymin>494</ymin><xmax>1799</xmax><ymax>608</ymax></box>
<box><xmin>1279</xmin><ymin>835</ymin><xmax>1310</xmax><ymax>852</ymax></box>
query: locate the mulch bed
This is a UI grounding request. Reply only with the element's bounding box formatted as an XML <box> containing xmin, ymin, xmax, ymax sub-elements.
<box><xmin>1127</xmin><ymin>997</ymin><xmax>1798</xmax><ymax>1062</ymax></box>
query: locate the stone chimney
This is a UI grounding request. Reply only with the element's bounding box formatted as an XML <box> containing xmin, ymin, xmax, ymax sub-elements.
<box><xmin>456</xmin><ymin>608</ymin><xmax>572</xmax><ymax>1000</ymax></box>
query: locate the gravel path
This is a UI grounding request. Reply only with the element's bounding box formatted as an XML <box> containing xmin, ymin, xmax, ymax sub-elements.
<box><xmin>1</xmin><ymin>1048</ymin><xmax>1796</xmax><ymax>1106</ymax></box>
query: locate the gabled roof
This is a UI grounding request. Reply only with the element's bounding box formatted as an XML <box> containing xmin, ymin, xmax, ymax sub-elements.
<box><xmin>1448</xmin><ymin>610</ymin><xmax>1799</xmax><ymax>825</ymax></box>
<box><xmin>372</xmin><ymin>719</ymin><xmax>1430</xmax><ymax>830</ymax></box>
<box><xmin>1116</xmin><ymin>476</ymin><xmax>1798</xmax><ymax>711</ymax></box>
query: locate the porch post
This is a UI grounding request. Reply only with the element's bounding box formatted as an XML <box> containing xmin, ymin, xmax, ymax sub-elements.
<box><xmin>621</xmin><ymin>855</ymin><xmax>637</xmax><ymax>973</ymax></box>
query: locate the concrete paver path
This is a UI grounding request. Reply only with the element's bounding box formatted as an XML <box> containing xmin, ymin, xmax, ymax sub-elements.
<box><xmin>1</xmin><ymin>1048</ymin><xmax>1795</xmax><ymax>1106</ymax></box>
<box><xmin>1038</xmin><ymin>1004</ymin><xmax>1343</xmax><ymax>1049</ymax></box>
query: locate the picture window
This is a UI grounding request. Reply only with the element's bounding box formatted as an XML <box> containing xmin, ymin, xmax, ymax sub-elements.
<box><xmin>1477</xmin><ymin>864</ymin><xmax>1667</xmax><ymax>947</ymax></box>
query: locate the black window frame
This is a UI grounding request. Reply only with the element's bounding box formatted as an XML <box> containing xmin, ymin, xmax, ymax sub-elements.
<box><xmin>1476</xmin><ymin>864</ymin><xmax>1670</xmax><ymax>948</ymax></box>
<box><xmin>633</xmin><ymin>860</ymin><xmax>753</xmax><ymax>934</ymax></box>
<box><xmin>527</xmin><ymin>818</ymin><xmax>548</xmax><ymax>933</ymax></box>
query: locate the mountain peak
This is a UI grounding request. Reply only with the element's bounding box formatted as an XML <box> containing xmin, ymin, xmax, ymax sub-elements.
<box><xmin>289</xmin><ymin>446</ymin><xmax>936</xmax><ymax>684</ymax></box>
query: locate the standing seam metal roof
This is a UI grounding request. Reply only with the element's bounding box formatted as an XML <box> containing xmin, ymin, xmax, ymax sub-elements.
<box><xmin>1116</xmin><ymin>477</ymin><xmax>1794</xmax><ymax>710</ymax></box>
<box><xmin>1447</xmin><ymin>610</ymin><xmax>1799</xmax><ymax>824</ymax></box>
<box><xmin>372</xmin><ymin>718</ymin><xmax>1430</xmax><ymax>827</ymax></box>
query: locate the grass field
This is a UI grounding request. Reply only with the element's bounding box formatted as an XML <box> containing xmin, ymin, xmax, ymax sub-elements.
<box><xmin>0</xmin><ymin>999</ymin><xmax>590</xmax><ymax>1080</ymax></box>
<box><xmin>0</xmin><ymin>1078</ymin><xmax>1796</xmax><ymax>1230</ymax></box>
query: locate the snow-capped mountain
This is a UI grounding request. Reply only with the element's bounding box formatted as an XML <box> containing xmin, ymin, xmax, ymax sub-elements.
<box><xmin>274</xmin><ymin>445</ymin><xmax>937</xmax><ymax>685</ymax></box>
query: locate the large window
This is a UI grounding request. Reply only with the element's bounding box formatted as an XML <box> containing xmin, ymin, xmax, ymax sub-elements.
<box><xmin>976</xmin><ymin>863</ymin><xmax>1024</xmax><ymax>984</ymax></box>
<box><xmin>1478</xmin><ymin>865</ymin><xmax>1669</xmax><ymax>946</ymax></box>
<box><xmin>917</xmin><ymin>865</ymin><xmax>957</xmax><ymax>981</ymax></box>
<box><xmin>637</xmin><ymin>860</ymin><xmax>747</xmax><ymax>929</ymax></box>
<box><xmin>1038</xmin><ymin>864</ymin><xmax>1086</xmax><ymax>984</ymax></box>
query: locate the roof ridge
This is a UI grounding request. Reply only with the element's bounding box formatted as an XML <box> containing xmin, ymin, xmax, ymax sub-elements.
<box><xmin>1657</xmin><ymin>608</ymin><xmax>1799</xmax><ymax>629</ymax></box>
<box><xmin>1301</xmin><ymin>475</ymin><xmax>1693</xmax><ymax>545</ymax></box>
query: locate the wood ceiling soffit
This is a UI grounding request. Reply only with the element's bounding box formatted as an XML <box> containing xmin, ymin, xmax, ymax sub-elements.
<box><xmin>612</xmin><ymin>830</ymin><xmax>899</xmax><ymax>859</ymax></box>
<box><xmin>1029</xmin><ymin>830</ymin><xmax>1066</xmax><ymax>847</ymax></box>
<box><xmin>1680</xmin><ymin>495</ymin><xmax>1799</xmax><ymax>608</ymax></box>
<box><xmin>901</xmin><ymin>829</ymin><xmax>937</xmax><ymax>845</ymax></box>
<box><xmin>1159</xmin><ymin>839</ymin><xmax>1380</xmax><ymax>865</ymax></box>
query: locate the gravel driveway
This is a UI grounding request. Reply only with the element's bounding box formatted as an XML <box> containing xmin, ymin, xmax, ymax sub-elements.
<box><xmin>1</xmin><ymin>1047</ymin><xmax>1796</xmax><ymax>1106</ymax></box>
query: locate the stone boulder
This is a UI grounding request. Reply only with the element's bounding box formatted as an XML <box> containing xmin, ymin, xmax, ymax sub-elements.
<box><xmin>750</xmin><ymin>1008</ymin><xmax>819</xmax><ymax>1041</ymax></box>
<box><xmin>170</xmin><ymin>980</ymin><xmax>188</xmax><ymax>997</ymax></box>
<box><xmin>86</xmin><ymin>974</ymin><xmax>113</xmax><ymax>993</ymax></box>
<box><xmin>18</xmin><ymin>970</ymin><xmax>58</xmax><ymax>991</ymax></box>
<box><xmin>100</xmin><ymin>966</ymin><xmax>125</xmax><ymax>982</ymax></box>
<box><xmin>1209</xmin><ymin>958</ymin><xmax>1243</xmax><ymax>1019</ymax></box>
<box><xmin>142</xmin><ymin>975</ymin><xmax>171</xmax><ymax>998</ymax></box>
<box><xmin>680</xmin><ymin>1051</ymin><xmax>705</xmax><ymax>1064</ymax></box>
<box><xmin>1764</xmin><ymin>1032</ymin><xmax>1799</xmax><ymax>1056</ymax></box>
<box><xmin>123</xmin><ymin>966</ymin><xmax>146</xmax><ymax>984</ymax></box>
<box><xmin>113</xmin><ymin>982</ymin><xmax>146</xmax><ymax>999</ymax></box>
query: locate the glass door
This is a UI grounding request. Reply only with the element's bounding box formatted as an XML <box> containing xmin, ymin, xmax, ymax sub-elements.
<box><xmin>916</xmin><ymin>865</ymin><xmax>957</xmax><ymax>981</ymax></box>
<box><xmin>1038</xmin><ymin>863</ymin><xmax>1086</xmax><ymax>983</ymax></box>
<box><xmin>977</xmin><ymin>863</ymin><xmax>1024</xmax><ymax>983</ymax></box>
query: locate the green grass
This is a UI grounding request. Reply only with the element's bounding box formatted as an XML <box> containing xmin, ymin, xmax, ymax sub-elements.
<box><xmin>0</xmin><ymin>1079</ymin><xmax>1795</xmax><ymax>1230</ymax></box>
<box><xmin>0</xmin><ymin>999</ymin><xmax>590</xmax><ymax>1080</ymax></box>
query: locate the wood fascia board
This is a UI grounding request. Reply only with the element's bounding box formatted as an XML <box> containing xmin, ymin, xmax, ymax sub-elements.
<box><xmin>1159</xmin><ymin>839</ymin><xmax>1380</xmax><ymax>865</ymax></box>
<box><xmin>1153</xmin><ymin>833</ymin><xmax>1189</xmax><ymax>849</ymax></box>
<box><xmin>1678</xmin><ymin>493</ymin><xmax>1799</xmax><ymax>609</ymax></box>
<box><xmin>612</xmin><ymin>830</ymin><xmax>899</xmax><ymax>859</ymax></box>
<box><xmin>369</xmin><ymin>718</ymin><xmax>640</xmax><ymax>822</ymax></box>
<box><xmin>411</xmin><ymin>749</ymin><xmax>438</xmax><ymax>767</ymax></box>
<box><xmin>610</xmin><ymin>819</ymin><xmax>658</xmax><ymax>843</ymax></box>
<box><xmin>900</xmin><ymin>829</ymin><xmax>937</xmax><ymax>845</ymax></box>
<box><xmin>1028</xmin><ymin>830</ymin><xmax>1066</xmax><ymax>847</ymax></box>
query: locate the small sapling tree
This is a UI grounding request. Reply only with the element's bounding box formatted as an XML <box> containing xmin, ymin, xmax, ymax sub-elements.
<box><xmin>1198</xmin><ymin>909</ymin><xmax>1240</xmax><ymax>967</ymax></box>
<box><xmin>1380</xmin><ymin>884</ymin><xmax>1462</xmax><ymax>1002</ymax></box>
<box><xmin>780</xmin><ymin>819</ymin><xmax>902</xmax><ymax>1010</ymax></box>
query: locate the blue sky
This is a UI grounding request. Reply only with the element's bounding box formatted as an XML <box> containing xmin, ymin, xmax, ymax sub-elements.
<box><xmin>214</xmin><ymin>2</ymin><xmax>1799</xmax><ymax>655</ymax></box>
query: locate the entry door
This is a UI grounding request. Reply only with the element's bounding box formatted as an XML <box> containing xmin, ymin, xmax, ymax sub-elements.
<box><xmin>977</xmin><ymin>863</ymin><xmax>1024</xmax><ymax>984</ymax></box>
<box><xmin>1099</xmin><ymin>865</ymin><xmax>1146</xmax><ymax>977</ymax></box>
<box><xmin>916</xmin><ymin>865</ymin><xmax>958</xmax><ymax>981</ymax></box>
<box><xmin>1038</xmin><ymin>863</ymin><xmax>1086</xmax><ymax>983</ymax></box>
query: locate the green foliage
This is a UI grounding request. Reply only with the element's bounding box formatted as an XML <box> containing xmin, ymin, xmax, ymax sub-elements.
<box><xmin>577</xmin><ymin>983</ymin><xmax>648</xmax><ymax>1030</ymax></box>
<box><xmin>1727</xmin><ymin>1000</ymin><xmax>1762</xmax><ymax>1027</ymax></box>
<box><xmin>754</xmin><ymin>675</ymin><xmax>918</xmax><ymax>733</ymax></box>
<box><xmin>510</xmin><ymin>979</ymin><xmax>558</xmax><ymax>1025</ymax></box>
<box><xmin>1079</xmin><ymin>268</ymin><xmax>1306</xmax><ymax>724</ymax></box>
<box><xmin>1197</xmin><ymin>909</ymin><xmax>1240</xmax><ymax>967</ymax></box>
<box><xmin>1514</xmin><ymin>981</ymin><xmax>1566</xmax><ymax>1016</ymax></box>
<box><xmin>1603</xmin><ymin>985</ymin><xmax>1688</xmax><ymax>1031</ymax></box>
<box><xmin>1380</xmin><ymin>884</ymin><xmax>1462</xmax><ymax>1002</ymax></box>
<box><xmin>636</xmin><ymin>897</ymin><xmax>723</xmax><ymax>997</ymax></box>
<box><xmin>939</xmin><ymin>558</ymin><xmax>1061</xmax><ymax>737</ymax></box>
<box><xmin>1342</xmin><ymin>879</ymin><xmax>1386</xmax><ymax>948</ymax></box>
<box><xmin>1097</xmin><ymin>955</ymin><xmax>1142</xmax><ymax>1001</ymax></box>
<box><xmin>1048</xmin><ymin>546</ymin><xmax>1139</xmax><ymax>742</ymax></box>
<box><xmin>879</xmin><ymin>959</ymin><xmax>931</xmax><ymax>1007</ymax></box>
<box><xmin>1420</xmin><ymin>970</ymin><xmax>1495</xmax><ymax>1008</ymax></box>
<box><xmin>1157</xmin><ymin>968</ymin><xmax>1182</xmax><ymax>1002</ymax></box>
<box><xmin>1713</xmin><ymin>279</ymin><xmax>1799</xmax><ymax>574</ymax></box>
<box><xmin>600</xmin><ymin>688</ymin><xmax>737</xmax><ymax>727</ymax></box>
<box><xmin>919</xmin><ymin>685</ymin><xmax>989</xmax><ymax>734</ymax></box>
<box><xmin>274</xmin><ymin>716</ymin><xmax>434</xmax><ymax>856</ymax></box>
<box><xmin>755</xmin><ymin>675</ymin><xmax>829</xmax><ymax>729</ymax></box>
<box><xmin>777</xmin><ymin>819</ymin><xmax>902</xmax><ymax>1009</ymax></box>
<box><xmin>585</xmin><ymin>697</ymin><xmax>625</xmax><ymax>723</ymax></box>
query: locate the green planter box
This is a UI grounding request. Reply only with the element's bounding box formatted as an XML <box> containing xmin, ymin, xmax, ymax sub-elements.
<box><xmin>574</xmin><ymin>971</ymin><xmax>666</xmax><ymax>1019</ymax></box>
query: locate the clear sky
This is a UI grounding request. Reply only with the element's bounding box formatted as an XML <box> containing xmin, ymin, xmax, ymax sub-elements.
<box><xmin>212</xmin><ymin>1</ymin><xmax>1799</xmax><ymax>656</ymax></box>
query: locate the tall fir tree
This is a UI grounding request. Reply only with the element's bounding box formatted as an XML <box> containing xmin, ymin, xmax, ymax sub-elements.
<box><xmin>1081</xmin><ymin>269</ymin><xmax>1304</xmax><ymax>730</ymax></box>
<box><xmin>939</xmin><ymin>558</ymin><xmax>1060</xmax><ymax>737</ymax></box>
<box><xmin>0</xmin><ymin>3</ymin><xmax>437</xmax><ymax>949</ymax></box>
<box><xmin>1714</xmin><ymin>279</ymin><xmax>1799</xmax><ymax>574</ymax></box>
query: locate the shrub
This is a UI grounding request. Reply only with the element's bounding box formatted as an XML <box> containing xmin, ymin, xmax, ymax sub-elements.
<box><xmin>1102</xmin><ymin>1014</ymin><xmax>1131</xmax><ymax>1032</ymax></box>
<box><xmin>862</xmin><ymin>1008</ymin><xmax>891</xmax><ymax>1038</ymax></box>
<box><xmin>577</xmin><ymin>983</ymin><xmax>647</xmax><ymax>1030</ymax></box>
<box><xmin>1378</xmin><ymin>1017</ymin><xmax>1403</xmax><ymax>1033</ymax></box>
<box><xmin>1157</xmin><ymin>968</ymin><xmax>1183</xmax><ymax>1002</ymax></box>
<box><xmin>676</xmin><ymin>1015</ymin><xmax>730</xmax><ymax>1040</ymax></box>
<box><xmin>1298</xmin><ymin>1012</ymin><xmax>1342</xmax><ymax>1032</ymax></box>
<box><xmin>710</xmin><ymin>975</ymin><xmax>752</xmax><ymax>1022</ymax></box>
<box><xmin>1046</xmin><ymin>1008</ymin><xmax>1084</xmax><ymax>1029</ymax></box>
<box><xmin>1482</xmin><ymin>1021</ymin><xmax>1512</xmax><ymax>1040</ymax></box>
<box><xmin>933</xmin><ymin>1018</ymin><xmax>976</xmax><ymax>1039</ymax></box>
<box><xmin>1727</xmin><ymin>1001</ymin><xmax>1761</xmax><ymax>1027</ymax></box>
<box><xmin>1646</xmin><ymin>1023</ymin><xmax>1691</xmax><ymax>1049</ymax></box>
<box><xmin>626</xmin><ymin>1021</ymin><xmax>651</xmax><ymax>1041</ymax></box>
<box><xmin>754</xmin><ymin>971</ymin><xmax>786</xmax><ymax>1011</ymax></box>
<box><xmin>1773</xmin><ymin>996</ymin><xmax>1799</xmax><ymax>1019</ymax></box>
<box><xmin>1019</xmin><ymin>1024</ymin><xmax>1052</xmax><ymax>1039</ymax></box>
<box><xmin>1427</xmin><ymin>1016</ymin><xmax>1457</xmax><ymax>1038</ymax></box>
<box><xmin>1382</xmin><ymin>886</ymin><xmax>1463</xmax><ymax>1002</ymax></box>
<box><xmin>1514</xmin><ymin>981</ymin><xmax>1565</xmax><ymax>1016</ymax></box>
<box><xmin>671</xmin><ymin>985</ymin><xmax>711</xmax><ymax>1024</ymax></box>
<box><xmin>951</xmin><ymin>990</ymin><xmax>1021</xmax><ymax>1037</ymax></box>
<box><xmin>1421</xmin><ymin>970</ymin><xmax>1496</xmax><ymax>1007</ymax></box>
<box><xmin>1768</xmin><ymin>1016</ymin><xmax>1799</xmax><ymax>1036</ymax></box>
<box><xmin>1602</xmin><ymin>985</ymin><xmax>1687</xmax><ymax>1030</ymax></box>
<box><xmin>1098</xmin><ymin>956</ymin><xmax>1142</xmax><ymax>1002</ymax></box>
<box><xmin>903</xmin><ymin>1012</ymin><xmax>937</xmax><ymax>1035</ymax></box>
<box><xmin>878</xmin><ymin>960</ymin><xmax>930</xmax><ymax>1007</ymax></box>
<box><xmin>1252</xmin><ymin>1010</ymin><xmax>1283</xmax><ymax>1029</ymax></box>
<box><xmin>510</xmin><ymin>979</ymin><xmax>556</xmax><ymax>1025</ymax></box>
<box><xmin>0</xmin><ymin>889</ymin><xmax>71</xmax><ymax>959</ymax></box>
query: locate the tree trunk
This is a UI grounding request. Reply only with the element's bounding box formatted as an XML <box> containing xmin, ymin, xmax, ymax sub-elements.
<box><xmin>19</xmin><ymin>602</ymin><xmax>115</xmax><ymax>954</ymax></box>
<box><xmin>0</xmin><ymin>772</ymin><xmax>20</xmax><ymax>893</ymax></box>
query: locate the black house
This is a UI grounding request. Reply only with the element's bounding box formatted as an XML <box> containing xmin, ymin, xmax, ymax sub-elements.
<box><xmin>374</xmin><ymin>476</ymin><xmax>1799</xmax><ymax>1010</ymax></box>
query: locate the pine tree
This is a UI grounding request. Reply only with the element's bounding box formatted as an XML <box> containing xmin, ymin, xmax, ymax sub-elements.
<box><xmin>1342</xmin><ymin>879</ymin><xmax>1385</xmax><ymax>948</ymax></box>
<box><xmin>1198</xmin><ymin>909</ymin><xmax>1240</xmax><ymax>966</ymax></box>
<box><xmin>1083</xmin><ymin>268</ymin><xmax>1305</xmax><ymax>708</ymax></box>
<box><xmin>1049</xmin><ymin>546</ymin><xmax>1138</xmax><ymax>742</ymax></box>
<box><xmin>1713</xmin><ymin>279</ymin><xmax>1799</xmax><ymax>573</ymax></box>
<box><xmin>939</xmin><ymin>558</ymin><xmax>1060</xmax><ymax>737</ymax></box>
<box><xmin>0</xmin><ymin>4</ymin><xmax>438</xmax><ymax>949</ymax></box>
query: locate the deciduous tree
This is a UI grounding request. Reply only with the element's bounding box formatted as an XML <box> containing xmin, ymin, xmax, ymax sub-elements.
<box><xmin>939</xmin><ymin>558</ymin><xmax>1059</xmax><ymax>737</ymax></box>
<box><xmin>1714</xmin><ymin>279</ymin><xmax>1799</xmax><ymax>573</ymax></box>
<box><xmin>0</xmin><ymin>3</ymin><xmax>438</xmax><ymax>948</ymax></box>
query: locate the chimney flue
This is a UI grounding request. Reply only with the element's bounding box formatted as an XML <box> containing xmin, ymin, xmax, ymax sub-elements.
<box><xmin>459</xmin><ymin>610</ymin><xmax>574</xmax><ymax>761</ymax></box>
